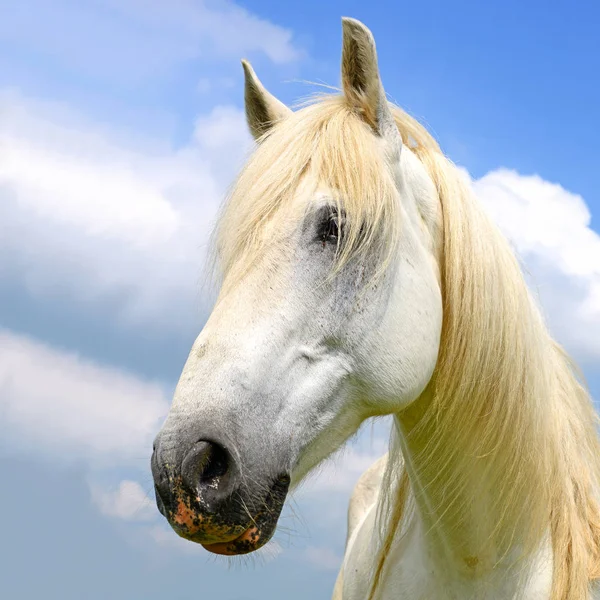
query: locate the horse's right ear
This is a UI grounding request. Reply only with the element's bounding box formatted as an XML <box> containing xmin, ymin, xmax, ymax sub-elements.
<box><xmin>242</xmin><ymin>60</ymin><xmax>292</xmax><ymax>141</ymax></box>
<box><xmin>340</xmin><ymin>18</ymin><xmax>401</xmax><ymax>152</ymax></box>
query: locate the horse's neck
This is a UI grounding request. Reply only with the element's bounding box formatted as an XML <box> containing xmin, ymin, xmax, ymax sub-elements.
<box><xmin>389</xmin><ymin>391</ymin><xmax>551</xmax><ymax>594</ymax></box>
<box><xmin>374</xmin><ymin>503</ymin><xmax>553</xmax><ymax>600</ymax></box>
<box><xmin>396</xmin><ymin>408</ymin><xmax>485</xmax><ymax>570</ymax></box>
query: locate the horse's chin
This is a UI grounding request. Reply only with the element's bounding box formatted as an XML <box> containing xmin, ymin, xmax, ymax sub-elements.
<box><xmin>169</xmin><ymin>474</ymin><xmax>290</xmax><ymax>556</ymax></box>
<box><xmin>201</xmin><ymin>524</ymin><xmax>271</xmax><ymax>555</ymax></box>
<box><xmin>201</xmin><ymin>476</ymin><xmax>288</xmax><ymax>555</ymax></box>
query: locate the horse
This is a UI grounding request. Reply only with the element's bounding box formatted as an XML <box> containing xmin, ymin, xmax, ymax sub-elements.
<box><xmin>151</xmin><ymin>17</ymin><xmax>600</xmax><ymax>600</ymax></box>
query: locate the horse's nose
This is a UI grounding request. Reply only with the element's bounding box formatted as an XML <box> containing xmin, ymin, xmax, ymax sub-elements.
<box><xmin>151</xmin><ymin>435</ymin><xmax>236</xmax><ymax>519</ymax></box>
<box><xmin>181</xmin><ymin>440</ymin><xmax>230</xmax><ymax>498</ymax></box>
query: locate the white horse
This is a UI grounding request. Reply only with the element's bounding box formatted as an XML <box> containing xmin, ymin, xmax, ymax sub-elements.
<box><xmin>151</xmin><ymin>17</ymin><xmax>600</xmax><ymax>600</ymax></box>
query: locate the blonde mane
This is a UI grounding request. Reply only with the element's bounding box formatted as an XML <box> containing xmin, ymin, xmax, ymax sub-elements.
<box><xmin>377</xmin><ymin>108</ymin><xmax>600</xmax><ymax>600</ymax></box>
<box><xmin>214</xmin><ymin>95</ymin><xmax>600</xmax><ymax>599</ymax></box>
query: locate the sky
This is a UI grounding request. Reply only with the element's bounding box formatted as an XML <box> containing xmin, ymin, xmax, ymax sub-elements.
<box><xmin>0</xmin><ymin>1</ymin><xmax>599</xmax><ymax>598</ymax></box>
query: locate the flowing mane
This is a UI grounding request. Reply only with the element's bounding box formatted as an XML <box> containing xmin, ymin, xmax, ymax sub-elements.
<box><xmin>214</xmin><ymin>95</ymin><xmax>600</xmax><ymax>599</ymax></box>
<box><xmin>384</xmin><ymin>106</ymin><xmax>600</xmax><ymax>600</ymax></box>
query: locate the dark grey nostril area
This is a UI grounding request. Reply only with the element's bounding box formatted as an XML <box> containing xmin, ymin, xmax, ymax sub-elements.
<box><xmin>181</xmin><ymin>441</ymin><xmax>229</xmax><ymax>492</ymax></box>
<box><xmin>151</xmin><ymin>446</ymin><xmax>172</xmax><ymax>516</ymax></box>
<box><xmin>154</xmin><ymin>483</ymin><xmax>167</xmax><ymax>516</ymax></box>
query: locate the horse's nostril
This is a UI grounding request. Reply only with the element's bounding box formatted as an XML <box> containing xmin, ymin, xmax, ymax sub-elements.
<box><xmin>181</xmin><ymin>440</ymin><xmax>229</xmax><ymax>492</ymax></box>
<box><xmin>199</xmin><ymin>443</ymin><xmax>228</xmax><ymax>482</ymax></box>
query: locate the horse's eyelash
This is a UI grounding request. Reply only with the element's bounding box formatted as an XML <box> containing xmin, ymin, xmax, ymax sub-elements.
<box><xmin>317</xmin><ymin>214</ymin><xmax>342</xmax><ymax>245</ymax></box>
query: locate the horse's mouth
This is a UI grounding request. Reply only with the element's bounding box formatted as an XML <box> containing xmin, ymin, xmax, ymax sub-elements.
<box><xmin>202</xmin><ymin>474</ymin><xmax>290</xmax><ymax>555</ymax></box>
<box><xmin>201</xmin><ymin>524</ymin><xmax>267</xmax><ymax>555</ymax></box>
<box><xmin>166</xmin><ymin>474</ymin><xmax>290</xmax><ymax>555</ymax></box>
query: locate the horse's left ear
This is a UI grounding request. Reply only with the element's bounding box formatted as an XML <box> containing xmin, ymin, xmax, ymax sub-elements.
<box><xmin>242</xmin><ymin>60</ymin><xmax>292</xmax><ymax>141</ymax></box>
<box><xmin>341</xmin><ymin>18</ymin><xmax>401</xmax><ymax>150</ymax></box>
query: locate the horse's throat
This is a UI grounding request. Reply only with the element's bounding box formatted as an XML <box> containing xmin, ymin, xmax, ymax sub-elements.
<box><xmin>395</xmin><ymin>390</ymin><xmax>510</xmax><ymax>579</ymax></box>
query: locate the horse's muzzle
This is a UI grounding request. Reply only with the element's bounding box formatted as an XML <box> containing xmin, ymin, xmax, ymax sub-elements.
<box><xmin>151</xmin><ymin>436</ymin><xmax>290</xmax><ymax>555</ymax></box>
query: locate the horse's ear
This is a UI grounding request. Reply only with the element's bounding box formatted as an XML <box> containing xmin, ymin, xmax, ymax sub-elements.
<box><xmin>242</xmin><ymin>60</ymin><xmax>292</xmax><ymax>141</ymax></box>
<box><xmin>341</xmin><ymin>18</ymin><xmax>401</xmax><ymax>148</ymax></box>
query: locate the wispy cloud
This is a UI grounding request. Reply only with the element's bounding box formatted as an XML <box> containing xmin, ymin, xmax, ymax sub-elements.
<box><xmin>0</xmin><ymin>91</ymin><xmax>252</xmax><ymax>331</ymax></box>
<box><xmin>0</xmin><ymin>0</ymin><xmax>302</xmax><ymax>88</ymax></box>
<box><xmin>0</xmin><ymin>328</ymin><xmax>168</xmax><ymax>465</ymax></box>
<box><xmin>474</xmin><ymin>169</ymin><xmax>600</xmax><ymax>364</ymax></box>
<box><xmin>90</xmin><ymin>480</ymin><xmax>156</xmax><ymax>522</ymax></box>
<box><xmin>302</xmin><ymin>546</ymin><xmax>342</xmax><ymax>571</ymax></box>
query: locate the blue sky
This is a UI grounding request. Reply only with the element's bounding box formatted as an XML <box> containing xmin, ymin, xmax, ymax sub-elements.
<box><xmin>0</xmin><ymin>1</ymin><xmax>599</xmax><ymax>599</ymax></box>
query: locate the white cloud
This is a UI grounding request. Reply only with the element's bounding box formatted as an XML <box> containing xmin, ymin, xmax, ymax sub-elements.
<box><xmin>0</xmin><ymin>328</ymin><xmax>169</xmax><ymax>465</ymax></box>
<box><xmin>90</xmin><ymin>480</ymin><xmax>156</xmax><ymax>521</ymax></box>
<box><xmin>194</xmin><ymin>105</ymin><xmax>250</xmax><ymax>151</ymax></box>
<box><xmin>473</xmin><ymin>169</ymin><xmax>600</xmax><ymax>363</ymax></box>
<box><xmin>300</xmin><ymin>435</ymin><xmax>388</xmax><ymax>497</ymax></box>
<box><xmin>101</xmin><ymin>0</ymin><xmax>302</xmax><ymax>65</ymax></box>
<box><xmin>302</xmin><ymin>546</ymin><xmax>342</xmax><ymax>571</ymax></box>
<box><xmin>2</xmin><ymin>135</ymin><xmax>180</xmax><ymax>247</ymax></box>
<box><xmin>0</xmin><ymin>0</ymin><xmax>301</xmax><ymax>87</ymax></box>
<box><xmin>0</xmin><ymin>91</ymin><xmax>253</xmax><ymax>329</ymax></box>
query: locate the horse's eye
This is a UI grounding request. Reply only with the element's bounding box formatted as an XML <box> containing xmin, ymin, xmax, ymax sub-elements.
<box><xmin>317</xmin><ymin>211</ymin><xmax>342</xmax><ymax>246</ymax></box>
